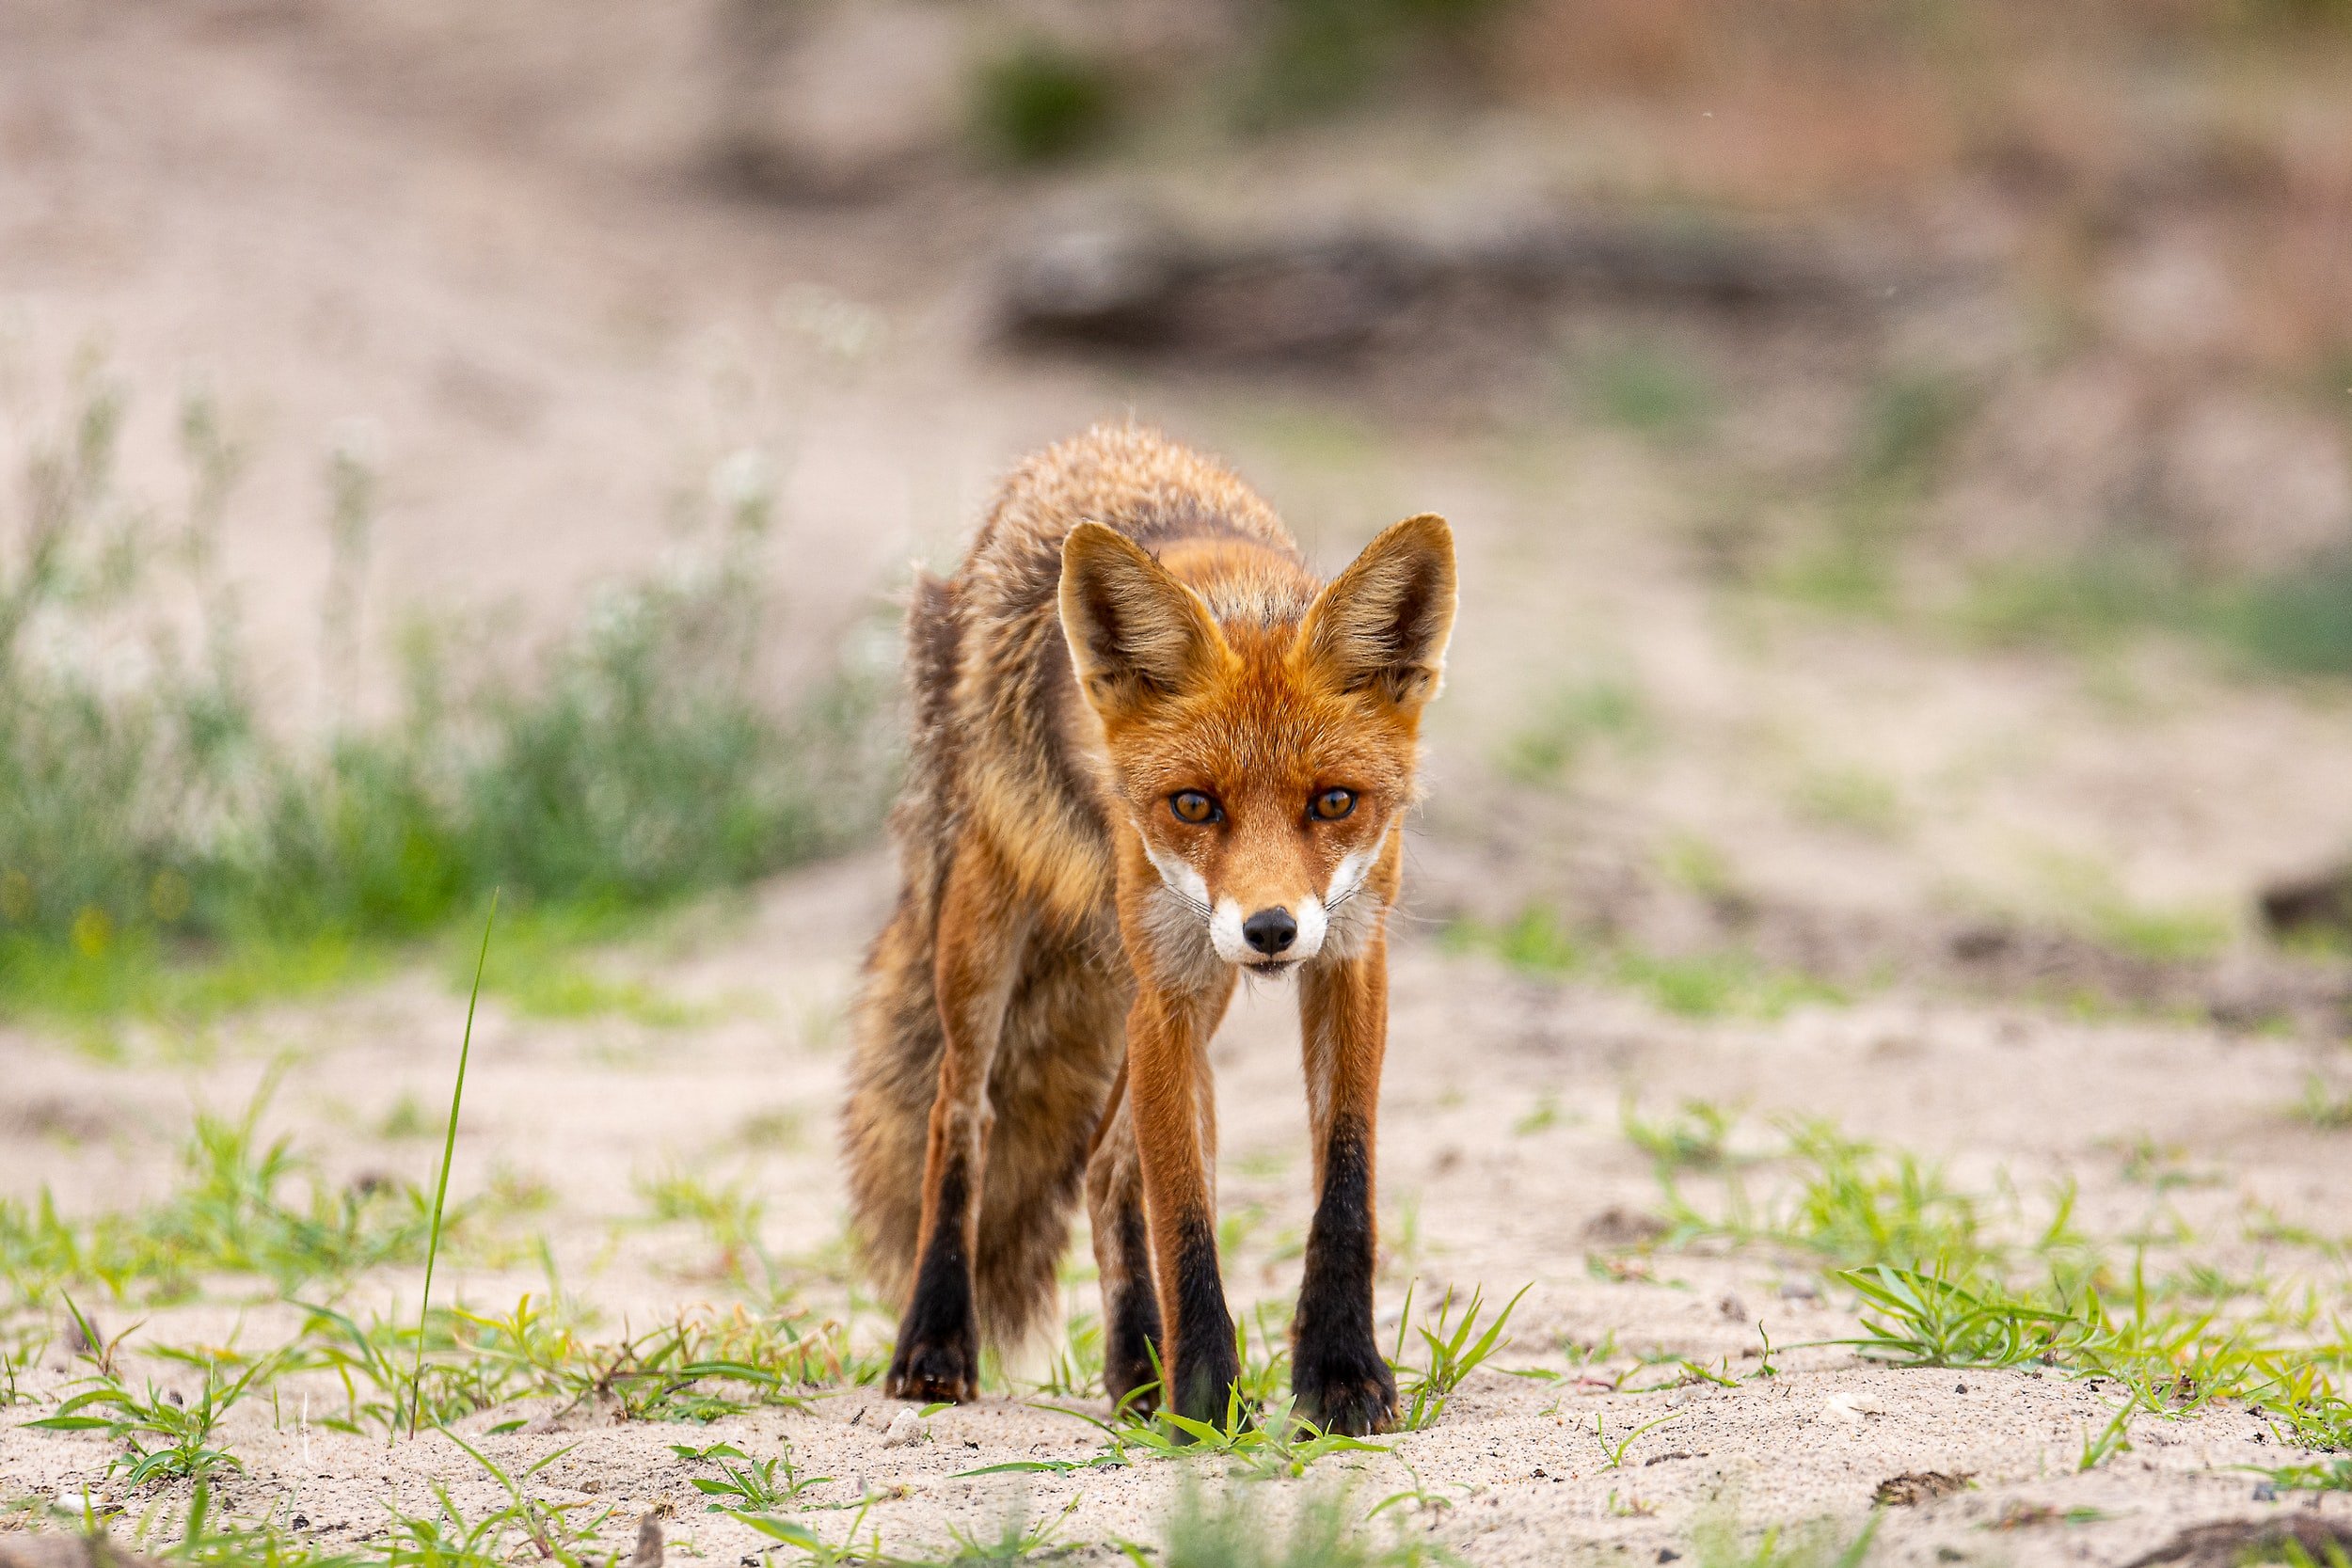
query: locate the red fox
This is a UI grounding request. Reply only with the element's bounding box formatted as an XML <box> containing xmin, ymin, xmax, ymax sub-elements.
<box><xmin>840</xmin><ymin>423</ymin><xmax>1455</xmax><ymax>1434</ymax></box>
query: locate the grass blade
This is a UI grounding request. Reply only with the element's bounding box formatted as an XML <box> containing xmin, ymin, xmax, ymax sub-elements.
<box><xmin>406</xmin><ymin>889</ymin><xmax>498</xmax><ymax>1441</ymax></box>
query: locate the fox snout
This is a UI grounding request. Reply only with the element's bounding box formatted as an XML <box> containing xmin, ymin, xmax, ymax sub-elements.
<box><xmin>1208</xmin><ymin>890</ymin><xmax>1330</xmax><ymax>969</ymax></box>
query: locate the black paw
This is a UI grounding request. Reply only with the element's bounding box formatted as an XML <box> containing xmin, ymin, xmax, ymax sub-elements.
<box><xmin>883</xmin><ymin>1333</ymin><xmax>977</xmax><ymax>1404</ymax></box>
<box><xmin>1104</xmin><ymin>1351</ymin><xmax>1162</xmax><ymax>1417</ymax></box>
<box><xmin>1294</xmin><ymin>1338</ymin><xmax>1397</xmax><ymax>1436</ymax></box>
<box><xmin>1168</xmin><ymin>1342</ymin><xmax>1244</xmax><ymax>1429</ymax></box>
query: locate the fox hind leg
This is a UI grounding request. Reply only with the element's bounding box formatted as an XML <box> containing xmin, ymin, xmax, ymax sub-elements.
<box><xmin>1086</xmin><ymin>1069</ymin><xmax>1162</xmax><ymax>1412</ymax></box>
<box><xmin>884</xmin><ymin>848</ymin><xmax>1032</xmax><ymax>1404</ymax></box>
<box><xmin>968</xmin><ymin>942</ymin><xmax>1128</xmax><ymax>1368</ymax></box>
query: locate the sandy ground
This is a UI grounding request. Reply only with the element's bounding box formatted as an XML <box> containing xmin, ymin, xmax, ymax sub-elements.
<box><xmin>6</xmin><ymin>858</ymin><xmax>2352</xmax><ymax>1566</ymax></box>
<box><xmin>8</xmin><ymin>3</ymin><xmax>2352</xmax><ymax>1564</ymax></box>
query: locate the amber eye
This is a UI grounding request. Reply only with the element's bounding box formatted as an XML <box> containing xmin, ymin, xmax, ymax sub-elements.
<box><xmin>1311</xmin><ymin>788</ymin><xmax>1357</xmax><ymax>821</ymax></box>
<box><xmin>1170</xmin><ymin>790</ymin><xmax>1220</xmax><ymax>825</ymax></box>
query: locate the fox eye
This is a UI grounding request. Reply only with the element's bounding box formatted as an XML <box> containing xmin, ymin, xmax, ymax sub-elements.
<box><xmin>1170</xmin><ymin>790</ymin><xmax>1220</xmax><ymax>825</ymax></box>
<box><xmin>1311</xmin><ymin>788</ymin><xmax>1357</xmax><ymax>821</ymax></box>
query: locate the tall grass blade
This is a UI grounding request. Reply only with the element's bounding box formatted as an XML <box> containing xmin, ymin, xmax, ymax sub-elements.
<box><xmin>407</xmin><ymin>889</ymin><xmax>497</xmax><ymax>1440</ymax></box>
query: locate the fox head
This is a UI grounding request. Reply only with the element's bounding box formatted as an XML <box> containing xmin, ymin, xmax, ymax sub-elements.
<box><xmin>1058</xmin><ymin>514</ymin><xmax>1456</xmax><ymax>973</ymax></box>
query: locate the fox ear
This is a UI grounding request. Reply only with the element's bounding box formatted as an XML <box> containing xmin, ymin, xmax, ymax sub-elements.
<box><xmin>1059</xmin><ymin>522</ymin><xmax>1231</xmax><ymax>720</ymax></box>
<box><xmin>1303</xmin><ymin>513</ymin><xmax>1457</xmax><ymax>708</ymax></box>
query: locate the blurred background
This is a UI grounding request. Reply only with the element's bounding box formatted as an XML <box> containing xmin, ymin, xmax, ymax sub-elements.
<box><xmin>5</xmin><ymin>0</ymin><xmax>2352</xmax><ymax>1031</ymax></box>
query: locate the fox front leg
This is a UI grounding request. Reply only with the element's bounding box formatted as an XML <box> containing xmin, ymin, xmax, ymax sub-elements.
<box><xmin>885</xmin><ymin>850</ymin><xmax>1030</xmax><ymax>1404</ymax></box>
<box><xmin>1291</xmin><ymin>947</ymin><xmax>1398</xmax><ymax>1436</ymax></box>
<box><xmin>1126</xmin><ymin>980</ymin><xmax>1241</xmax><ymax>1425</ymax></box>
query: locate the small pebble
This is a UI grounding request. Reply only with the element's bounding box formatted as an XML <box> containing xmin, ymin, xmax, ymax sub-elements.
<box><xmin>2254</xmin><ymin>1482</ymin><xmax>2280</xmax><ymax>1502</ymax></box>
<box><xmin>880</xmin><ymin>1408</ymin><xmax>925</xmax><ymax>1449</ymax></box>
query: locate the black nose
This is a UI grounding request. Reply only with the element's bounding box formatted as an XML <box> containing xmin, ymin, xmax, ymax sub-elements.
<box><xmin>1242</xmin><ymin>907</ymin><xmax>1297</xmax><ymax>956</ymax></box>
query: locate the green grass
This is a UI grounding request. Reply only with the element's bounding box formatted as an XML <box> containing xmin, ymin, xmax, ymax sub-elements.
<box><xmin>1585</xmin><ymin>343</ymin><xmax>1719</xmax><ymax>436</ymax></box>
<box><xmin>1389</xmin><ymin>1281</ymin><xmax>1526</xmax><ymax>1430</ymax></box>
<box><xmin>462</xmin><ymin>905</ymin><xmax>706</xmax><ymax>1025</ymax></box>
<box><xmin>1686</xmin><ymin>1502</ymin><xmax>1881</xmax><ymax>1568</ymax></box>
<box><xmin>1650</xmin><ymin>1114</ymin><xmax>2085</xmax><ymax>1281</ymax></box>
<box><xmin>1446</xmin><ymin>907</ymin><xmax>1848</xmax><ymax>1021</ymax></box>
<box><xmin>1495</xmin><ymin>676</ymin><xmax>1652</xmax><ymax>785</ymax></box>
<box><xmin>407</xmin><ymin>895</ymin><xmax>491</xmax><ymax>1437</ymax></box>
<box><xmin>1776</xmin><ymin>371</ymin><xmax>1974</xmax><ymax>615</ymax></box>
<box><xmin>1958</xmin><ymin>545</ymin><xmax>2352</xmax><ymax>679</ymax></box>
<box><xmin>1622</xmin><ymin>1096</ymin><xmax>1745</xmax><ymax>1171</ymax></box>
<box><xmin>0</xmin><ymin>1079</ymin><xmax>451</xmax><ymax>1304</ymax></box>
<box><xmin>25</xmin><ymin>1314</ymin><xmax>278</xmax><ymax>1484</ymax></box>
<box><xmin>1788</xmin><ymin>766</ymin><xmax>1906</xmax><ymax>839</ymax></box>
<box><xmin>1147</xmin><ymin>1479</ymin><xmax>1456</xmax><ymax>1568</ymax></box>
<box><xmin>971</xmin><ymin>40</ymin><xmax>1118</xmax><ymax>165</ymax></box>
<box><xmin>1627</xmin><ymin>1108</ymin><xmax>2352</xmax><ymax>1441</ymax></box>
<box><xmin>2028</xmin><ymin>852</ymin><xmax>2234</xmax><ymax>964</ymax></box>
<box><xmin>1236</xmin><ymin>0</ymin><xmax>1514</xmax><ymax>125</ymax></box>
<box><xmin>0</xmin><ymin>381</ymin><xmax>892</xmax><ymax>1025</ymax></box>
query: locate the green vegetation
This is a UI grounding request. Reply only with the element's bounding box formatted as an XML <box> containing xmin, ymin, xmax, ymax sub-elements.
<box><xmin>675</xmin><ymin>1438</ymin><xmax>834</xmax><ymax>1511</ymax></box>
<box><xmin>406</xmin><ymin>899</ymin><xmax>490</xmax><ymax>1437</ymax></box>
<box><xmin>0</xmin><ymin>1081</ymin><xmax>443</xmax><ymax>1304</ymax></box>
<box><xmin>2029</xmin><ymin>852</ymin><xmax>2234</xmax><ymax>964</ymax></box>
<box><xmin>1448</xmin><ymin>907</ymin><xmax>1848</xmax><ymax>1021</ymax></box>
<box><xmin>0</xmin><ymin>382</ymin><xmax>892</xmax><ymax>1024</ymax></box>
<box><xmin>1650</xmin><ymin>1113</ymin><xmax>2090</xmax><ymax>1281</ymax></box>
<box><xmin>26</xmin><ymin>1318</ymin><xmax>276</xmax><ymax>1485</ymax></box>
<box><xmin>1390</xmin><ymin>1282</ymin><xmax>1524</xmax><ymax>1431</ymax></box>
<box><xmin>1686</xmin><ymin>1501</ymin><xmax>1881</xmax><ymax>1568</ymax></box>
<box><xmin>1958</xmin><ymin>546</ymin><xmax>2352</xmax><ymax>678</ymax></box>
<box><xmin>1788</xmin><ymin>766</ymin><xmax>1906</xmax><ymax>839</ymax></box>
<box><xmin>1496</xmin><ymin>675</ymin><xmax>1652</xmax><ymax>784</ymax></box>
<box><xmin>1585</xmin><ymin>342</ymin><xmax>1719</xmax><ymax>436</ymax></box>
<box><xmin>1239</xmin><ymin>0</ymin><xmax>1515</xmax><ymax>125</ymax></box>
<box><xmin>1617</xmin><ymin>1106</ymin><xmax>2352</xmax><ymax>1446</ymax></box>
<box><xmin>1622</xmin><ymin>1096</ymin><xmax>1745</xmax><ymax>1171</ymax></box>
<box><xmin>971</xmin><ymin>40</ymin><xmax>1118</xmax><ymax>165</ymax></box>
<box><xmin>1780</xmin><ymin>370</ymin><xmax>1974</xmax><ymax>614</ymax></box>
<box><xmin>1152</xmin><ymin>1480</ymin><xmax>1456</xmax><ymax>1568</ymax></box>
<box><xmin>2297</xmin><ymin>1076</ymin><xmax>2352</xmax><ymax>1130</ymax></box>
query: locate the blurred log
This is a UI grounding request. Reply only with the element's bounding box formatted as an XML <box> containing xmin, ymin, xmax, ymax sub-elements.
<box><xmin>2260</xmin><ymin>863</ymin><xmax>2352</xmax><ymax>941</ymax></box>
<box><xmin>999</xmin><ymin>205</ymin><xmax>1899</xmax><ymax>357</ymax></box>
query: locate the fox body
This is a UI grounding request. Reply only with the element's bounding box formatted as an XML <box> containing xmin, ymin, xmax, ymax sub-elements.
<box><xmin>840</xmin><ymin>424</ymin><xmax>1456</xmax><ymax>1433</ymax></box>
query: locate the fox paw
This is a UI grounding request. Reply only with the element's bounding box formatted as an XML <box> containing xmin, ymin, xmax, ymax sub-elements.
<box><xmin>1294</xmin><ymin>1342</ymin><xmax>1397</xmax><ymax>1436</ymax></box>
<box><xmin>1168</xmin><ymin>1344</ymin><xmax>1245</xmax><ymax>1429</ymax></box>
<box><xmin>1104</xmin><ymin>1355</ymin><xmax>1162</xmax><ymax>1418</ymax></box>
<box><xmin>883</xmin><ymin>1336</ymin><xmax>977</xmax><ymax>1404</ymax></box>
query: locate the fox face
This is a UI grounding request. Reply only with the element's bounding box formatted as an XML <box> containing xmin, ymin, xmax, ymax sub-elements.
<box><xmin>1059</xmin><ymin>515</ymin><xmax>1457</xmax><ymax>974</ymax></box>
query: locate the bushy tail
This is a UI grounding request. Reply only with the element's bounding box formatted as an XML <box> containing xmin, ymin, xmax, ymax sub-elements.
<box><xmin>842</xmin><ymin>571</ymin><xmax>960</xmax><ymax>1316</ymax></box>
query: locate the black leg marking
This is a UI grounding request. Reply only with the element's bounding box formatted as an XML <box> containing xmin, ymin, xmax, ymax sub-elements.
<box><xmin>1103</xmin><ymin>1201</ymin><xmax>1164</xmax><ymax>1411</ymax></box>
<box><xmin>1168</xmin><ymin>1212</ymin><xmax>1238</xmax><ymax>1425</ymax></box>
<box><xmin>1292</xmin><ymin>1114</ymin><xmax>1395</xmax><ymax>1435</ymax></box>
<box><xmin>885</xmin><ymin>1160</ymin><xmax>979</xmax><ymax>1402</ymax></box>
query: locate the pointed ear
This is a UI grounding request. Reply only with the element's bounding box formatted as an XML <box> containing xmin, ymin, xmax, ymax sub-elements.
<box><xmin>1302</xmin><ymin>514</ymin><xmax>1457</xmax><ymax>708</ymax></box>
<box><xmin>1058</xmin><ymin>522</ymin><xmax>1231</xmax><ymax>721</ymax></box>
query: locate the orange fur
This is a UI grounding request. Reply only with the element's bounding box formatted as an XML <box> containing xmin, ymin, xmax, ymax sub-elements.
<box><xmin>840</xmin><ymin>422</ymin><xmax>1455</xmax><ymax>1432</ymax></box>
